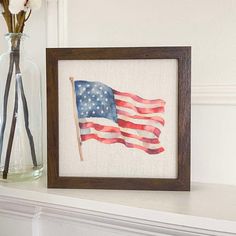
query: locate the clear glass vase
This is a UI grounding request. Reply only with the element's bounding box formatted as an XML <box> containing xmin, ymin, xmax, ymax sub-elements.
<box><xmin>0</xmin><ymin>33</ymin><xmax>43</xmax><ymax>181</ymax></box>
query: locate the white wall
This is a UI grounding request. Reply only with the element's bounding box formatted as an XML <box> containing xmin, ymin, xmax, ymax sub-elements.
<box><xmin>65</xmin><ymin>0</ymin><xmax>236</xmax><ymax>85</ymax></box>
<box><xmin>1</xmin><ymin>0</ymin><xmax>236</xmax><ymax>186</ymax></box>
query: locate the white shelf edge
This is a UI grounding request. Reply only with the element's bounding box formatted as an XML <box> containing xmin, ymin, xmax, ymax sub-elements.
<box><xmin>0</xmin><ymin>183</ymin><xmax>236</xmax><ymax>235</ymax></box>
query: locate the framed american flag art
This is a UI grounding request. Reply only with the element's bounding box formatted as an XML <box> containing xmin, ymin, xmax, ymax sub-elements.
<box><xmin>46</xmin><ymin>47</ymin><xmax>191</xmax><ymax>190</ymax></box>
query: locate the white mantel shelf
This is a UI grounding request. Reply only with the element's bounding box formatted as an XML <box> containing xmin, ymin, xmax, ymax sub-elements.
<box><xmin>0</xmin><ymin>176</ymin><xmax>236</xmax><ymax>236</ymax></box>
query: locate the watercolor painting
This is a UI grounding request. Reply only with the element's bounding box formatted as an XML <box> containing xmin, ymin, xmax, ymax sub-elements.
<box><xmin>70</xmin><ymin>78</ymin><xmax>166</xmax><ymax>160</ymax></box>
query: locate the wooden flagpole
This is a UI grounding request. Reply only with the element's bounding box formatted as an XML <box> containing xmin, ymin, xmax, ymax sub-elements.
<box><xmin>69</xmin><ymin>77</ymin><xmax>84</xmax><ymax>161</ymax></box>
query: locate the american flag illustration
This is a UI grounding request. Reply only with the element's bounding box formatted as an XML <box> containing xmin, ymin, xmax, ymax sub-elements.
<box><xmin>72</xmin><ymin>80</ymin><xmax>165</xmax><ymax>155</ymax></box>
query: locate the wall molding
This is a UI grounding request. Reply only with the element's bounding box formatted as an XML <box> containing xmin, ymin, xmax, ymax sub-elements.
<box><xmin>58</xmin><ymin>0</ymin><xmax>68</xmax><ymax>47</ymax></box>
<box><xmin>192</xmin><ymin>84</ymin><xmax>236</xmax><ymax>105</ymax></box>
<box><xmin>46</xmin><ymin>0</ymin><xmax>59</xmax><ymax>47</ymax></box>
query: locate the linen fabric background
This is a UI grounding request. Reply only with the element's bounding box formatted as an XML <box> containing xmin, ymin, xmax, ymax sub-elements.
<box><xmin>58</xmin><ymin>59</ymin><xmax>178</xmax><ymax>178</ymax></box>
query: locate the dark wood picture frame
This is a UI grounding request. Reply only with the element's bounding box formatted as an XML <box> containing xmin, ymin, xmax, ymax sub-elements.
<box><xmin>46</xmin><ymin>47</ymin><xmax>191</xmax><ymax>191</ymax></box>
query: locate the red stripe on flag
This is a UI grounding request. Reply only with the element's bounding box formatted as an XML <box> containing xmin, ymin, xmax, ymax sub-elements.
<box><xmin>113</xmin><ymin>90</ymin><xmax>165</xmax><ymax>106</ymax></box>
<box><xmin>117</xmin><ymin>119</ymin><xmax>161</xmax><ymax>137</ymax></box>
<box><xmin>117</xmin><ymin>109</ymin><xmax>165</xmax><ymax>126</ymax></box>
<box><xmin>79</xmin><ymin>122</ymin><xmax>160</xmax><ymax>144</ymax></box>
<box><xmin>115</xmin><ymin>99</ymin><xmax>164</xmax><ymax>114</ymax></box>
<box><xmin>81</xmin><ymin>133</ymin><xmax>164</xmax><ymax>155</ymax></box>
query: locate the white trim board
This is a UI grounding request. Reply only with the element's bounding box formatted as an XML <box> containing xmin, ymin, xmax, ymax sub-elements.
<box><xmin>46</xmin><ymin>0</ymin><xmax>68</xmax><ymax>47</ymax></box>
<box><xmin>192</xmin><ymin>85</ymin><xmax>236</xmax><ymax>105</ymax></box>
<box><xmin>46</xmin><ymin>0</ymin><xmax>59</xmax><ymax>47</ymax></box>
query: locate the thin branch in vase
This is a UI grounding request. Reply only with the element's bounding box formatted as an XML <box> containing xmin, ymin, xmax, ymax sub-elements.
<box><xmin>15</xmin><ymin>55</ymin><xmax>37</xmax><ymax>167</ymax></box>
<box><xmin>0</xmin><ymin>50</ymin><xmax>14</xmax><ymax>161</ymax></box>
<box><xmin>15</xmin><ymin>11</ymin><xmax>26</xmax><ymax>33</ymax></box>
<box><xmin>12</xmin><ymin>14</ymin><xmax>15</xmax><ymax>32</ymax></box>
<box><xmin>24</xmin><ymin>10</ymin><xmax>31</xmax><ymax>22</ymax></box>
<box><xmin>3</xmin><ymin>72</ymin><xmax>18</xmax><ymax>179</ymax></box>
<box><xmin>14</xmin><ymin>39</ymin><xmax>37</xmax><ymax>167</ymax></box>
<box><xmin>1</xmin><ymin>1</ymin><xmax>13</xmax><ymax>32</ymax></box>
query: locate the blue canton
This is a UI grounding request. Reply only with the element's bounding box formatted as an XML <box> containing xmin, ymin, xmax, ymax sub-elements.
<box><xmin>74</xmin><ymin>80</ymin><xmax>118</xmax><ymax>123</ymax></box>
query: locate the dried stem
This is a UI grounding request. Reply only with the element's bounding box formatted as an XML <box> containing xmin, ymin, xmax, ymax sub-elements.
<box><xmin>25</xmin><ymin>10</ymin><xmax>31</xmax><ymax>22</ymax></box>
<box><xmin>0</xmin><ymin>49</ymin><xmax>14</xmax><ymax>161</ymax></box>
<box><xmin>3</xmin><ymin>71</ymin><xmax>18</xmax><ymax>179</ymax></box>
<box><xmin>16</xmin><ymin>12</ymin><xmax>26</xmax><ymax>33</ymax></box>
<box><xmin>17</xmin><ymin>72</ymin><xmax>37</xmax><ymax>167</ymax></box>
<box><xmin>14</xmin><ymin>41</ymin><xmax>37</xmax><ymax>167</ymax></box>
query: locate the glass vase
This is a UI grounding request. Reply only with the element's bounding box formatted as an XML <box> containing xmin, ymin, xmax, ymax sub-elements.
<box><xmin>0</xmin><ymin>33</ymin><xmax>43</xmax><ymax>181</ymax></box>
